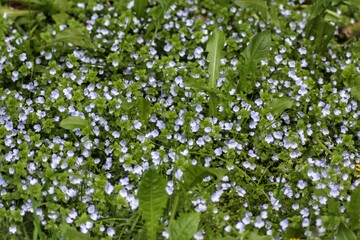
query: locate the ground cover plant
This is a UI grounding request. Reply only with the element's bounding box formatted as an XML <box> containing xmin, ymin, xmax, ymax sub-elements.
<box><xmin>2</xmin><ymin>0</ymin><xmax>360</xmax><ymax>239</ymax></box>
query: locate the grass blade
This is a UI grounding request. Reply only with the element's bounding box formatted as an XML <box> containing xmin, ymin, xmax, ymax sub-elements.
<box><xmin>138</xmin><ymin>168</ymin><xmax>168</xmax><ymax>240</ymax></box>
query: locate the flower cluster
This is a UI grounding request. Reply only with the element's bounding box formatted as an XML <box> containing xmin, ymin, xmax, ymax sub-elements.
<box><xmin>0</xmin><ymin>0</ymin><xmax>360</xmax><ymax>239</ymax></box>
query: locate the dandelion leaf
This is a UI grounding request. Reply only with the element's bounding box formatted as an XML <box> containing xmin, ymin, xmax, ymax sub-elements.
<box><xmin>168</xmin><ymin>212</ymin><xmax>200</xmax><ymax>240</ymax></box>
<box><xmin>138</xmin><ymin>168</ymin><xmax>168</xmax><ymax>240</ymax></box>
<box><xmin>183</xmin><ymin>165</ymin><xmax>227</xmax><ymax>192</ymax></box>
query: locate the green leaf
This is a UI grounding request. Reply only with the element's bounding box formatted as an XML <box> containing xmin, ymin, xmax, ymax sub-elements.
<box><xmin>138</xmin><ymin>97</ymin><xmax>151</xmax><ymax>127</ymax></box>
<box><xmin>247</xmin><ymin>231</ymin><xmax>273</xmax><ymax>240</ymax></box>
<box><xmin>138</xmin><ymin>168</ymin><xmax>169</xmax><ymax>240</ymax></box>
<box><xmin>54</xmin><ymin>28</ymin><xmax>96</xmax><ymax>50</ymax></box>
<box><xmin>241</xmin><ymin>30</ymin><xmax>271</xmax><ymax>66</ymax></box>
<box><xmin>336</xmin><ymin>223</ymin><xmax>357</xmax><ymax>240</ymax></box>
<box><xmin>183</xmin><ymin>165</ymin><xmax>227</xmax><ymax>192</ymax></box>
<box><xmin>168</xmin><ymin>212</ymin><xmax>200</xmax><ymax>240</ymax></box>
<box><xmin>348</xmin><ymin>186</ymin><xmax>360</xmax><ymax>228</ymax></box>
<box><xmin>265</xmin><ymin>97</ymin><xmax>295</xmax><ymax>117</ymax></box>
<box><xmin>0</xmin><ymin>6</ymin><xmax>39</xmax><ymax>18</ymax></box>
<box><xmin>341</xmin><ymin>65</ymin><xmax>360</xmax><ymax>100</ymax></box>
<box><xmin>134</xmin><ymin>0</ymin><xmax>148</xmax><ymax>18</ymax></box>
<box><xmin>206</xmin><ymin>29</ymin><xmax>225</xmax><ymax>90</ymax></box>
<box><xmin>206</xmin><ymin>29</ymin><xmax>225</xmax><ymax>117</ymax></box>
<box><xmin>232</xmin><ymin>0</ymin><xmax>268</xmax><ymax>18</ymax></box>
<box><xmin>59</xmin><ymin>116</ymin><xmax>89</xmax><ymax>130</ymax></box>
<box><xmin>305</xmin><ymin>16</ymin><xmax>335</xmax><ymax>53</ymax></box>
<box><xmin>61</xmin><ymin>226</ymin><xmax>97</xmax><ymax>240</ymax></box>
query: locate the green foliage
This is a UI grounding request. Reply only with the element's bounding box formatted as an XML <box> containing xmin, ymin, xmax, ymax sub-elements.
<box><xmin>134</xmin><ymin>0</ymin><xmax>148</xmax><ymax>18</ymax></box>
<box><xmin>167</xmin><ymin>212</ymin><xmax>200</xmax><ymax>240</ymax></box>
<box><xmin>61</xmin><ymin>225</ymin><xmax>98</xmax><ymax>240</ymax></box>
<box><xmin>341</xmin><ymin>65</ymin><xmax>360</xmax><ymax>100</ymax></box>
<box><xmin>232</xmin><ymin>0</ymin><xmax>269</xmax><ymax>18</ymax></box>
<box><xmin>138</xmin><ymin>168</ymin><xmax>168</xmax><ymax>240</ymax></box>
<box><xmin>206</xmin><ymin>29</ymin><xmax>226</xmax><ymax>117</ymax></box>
<box><xmin>59</xmin><ymin>116</ymin><xmax>89</xmax><ymax>130</ymax></box>
<box><xmin>265</xmin><ymin>97</ymin><xmax>295</xmax><ymax>117</ymax></box>
<box><xmin>348</xmin><ymin>186</ymin><xmax>360</xmax><ymax>229</ymax></box>
<box><xmin>138</xmin><ymin>97</ymin><xmax>151</xmax><ymax>128</ymax></box>
<box><xmin>238</xmin><ymin>30</ymin><xmax>271</xmax><ymax>93</ymax></box>
<box><xmin>182</xmin><ymin>165</ymin><xmax>227</xmax><ymax>192</ymax></box>
<box><xmin>336</xmin><ymin>223</ymin><xmax>357</xmax><ymax>240</ymax></box>
<box><xmin>54</xmin><ymin>27</ymin><xmax>96</xmax><ymax>50</ymax></box>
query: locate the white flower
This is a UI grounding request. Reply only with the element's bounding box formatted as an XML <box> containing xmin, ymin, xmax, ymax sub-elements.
<box><xmin>112</xmin><ymin>131</ymin><xmax>120</xmax><ymax>138</ymax></box>
<box><xmin>49</xmin><ymin>69</ymin><xmax>56</xmax><ymax>75</ymax></box>
<box><xmin>133</xmin><ymin>120</ymin><xmax>142</xmax><ymax>129</ymax></box>
<box><xmin>19</xmin><ymin>53</ymin><xmax>27</xmax><ymax>61</ymax></box>
<box><xmin>298</xmin><ymin>47</ymin><xmax>307</xmax><ymax>55</ymax></box>
<box><xmin>280</xmin><ymin>219</ymin><xmax>289</xmax><ymax>231</ymax></box>
<box><xmin>107</xmin><ymin>228</ymin><xmax>115</xmax><ymax>237</ymax></box>
<box><xmin>9</xmin><ymin>226</ymin><xmax>17</xmax><ymax>234</ymax></box>
<box><xmin>211</xmin><ymin>190</ymin><xmax>223</xmax><ymax>202</ymax></box>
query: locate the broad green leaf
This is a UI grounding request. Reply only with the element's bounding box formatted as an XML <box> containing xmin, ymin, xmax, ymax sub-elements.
<box><xmin>336</xmin><ymin>223</ymin><xmax>357</xmax><ymax>240</ymax></box>
<box><xmin>348</xmin><ymin>186</ymin><xmax>360</xmax><ymax>228</ymax></box>
<box><xmin>233</xmin><ymin>0</ymin><xmax>268</xmax><ymax>18</ymax></box>
<box><xmin>206</xmin><ymin>29</ymin><xmax>225</xmax><ymax>90</ymax></box>
<box><xmin>344</xmin><ymin>0</ymin><xmax>360</xmax><ymax>8</ymax></box>
<box><xmin>0</xmin><ymin>6</ymin><xmax>38</xmax><ymax>18</ymax></box>
<box><xmin>134</xmin><ymin>0</ymin><xmax>148</xmax><ymax>18</ymax></box>
<box><xmin>265</xmin><ymin>97</ymin><xmax>295</xmax><ymax>117</ymax></box>
<box><xmin>59</xmin><ymin>116</ymin><xmax>89</xmax><ymax>130</ymax></box>
<box><xmin>305</xmin><ymin>16</ymin><xmax>335</xmax><ymax>53</ymax></box>
<box><xmin>206</xmin><ymin>29</ymin><xmax>225</xmax><ymax>117</ymax></box>
<box><xmin>61</xmin><ymin>226</ymin><xmax>97</xmax><ymax>240</ymax></box>
<box><xmin>54</xmin><ymin>28</ymin><xmax>96</xmax><ymax>50</ymax></box>
<box><xmin>183</xmin><ymin>165</ymin><xmax>227</xmax><ymax>192</ymax></box>
<box><xmin>138</xmin><ymin>168</ymin><xmax>168</xmax><ymax>240</ymax></box>
<box><xmin>247</xmin><ymin>231</ymin><xmax>273</xmax><ymax>240</ymax></box>
<box><xmin>241</xmin><ymin>30</ymin><xmax>271</xmax><ymax>66</ymax></box>
<box><xmin>168</xmin><ymin>212</ymin><xmax>200</xmax><ymax>240</ymax></box>
<box><xmin>138</xmin><ymin>97</ymin><xmax>151</xmax><ymax>127</ymax></box>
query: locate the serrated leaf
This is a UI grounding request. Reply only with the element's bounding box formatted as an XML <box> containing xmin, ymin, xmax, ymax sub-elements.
<box><xmin>134</xmin><ymin>0</ymin><xmax>148</xmax><ymax>18</ymax></box>
<box><xmin>138</xmin><ymin>168</ymin><xmax>168</xmax><ymax>240</ymax></box>
<box><xmin>241</xmin><ymin>30</ymin><xmax>271</xmax><ymax>65</ymax></box>
<box><xmin>266</xmin><ymin>97</ymin><xmax>295</xmax><ymax>117</ymax></box>
<box><xmin>168</xmin><ymin>212</ymin><xmax>200</xmax><ymax>240</ymax></box>
<box><xmin>336</xmin><ymin>223</ymin><xmax>357</xmax><ymax>240</ymax></box>
<box><xmin>183</xmin><ymin>165</ymin><xmax>227</xmax><ymax>192</ymax></box>
<box><xmin>233</xmin><ymin>0</ymin><xmax>268</xmax><ymax>18</ymax></box>
<box><xmin>348</xmin><ymin>186</ymin><xmax>360</xmax><ymax>228</ymax></box>
<box><xmin>54</xmin><ymin>28</ymin><xmax>96</xmax><ymax>50</ymax></box>
<box><xmin>59</xmin><ymin>116</ymin><xmax>89</xmax><ymax>130</ymax></box>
